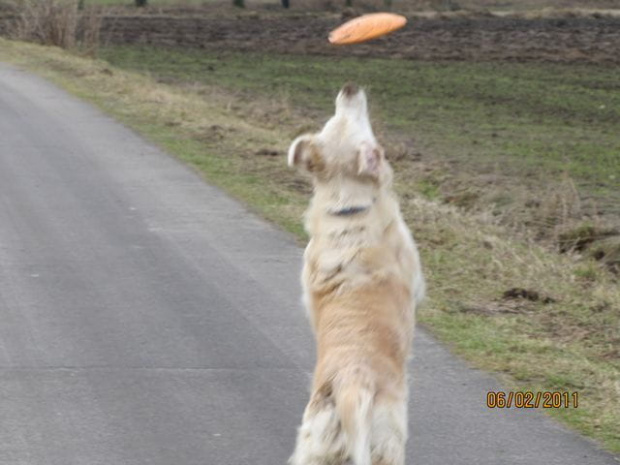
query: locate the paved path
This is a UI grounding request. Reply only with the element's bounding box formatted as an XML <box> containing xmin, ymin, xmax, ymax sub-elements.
<box><xmin>0</xmin><ymin>63</ymin><xmax>617</xmax><ymax>465</ymax></box>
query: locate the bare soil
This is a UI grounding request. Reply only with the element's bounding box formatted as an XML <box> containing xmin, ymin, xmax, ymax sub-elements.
<box><xmin>98</xmin><ymin>13</ymin><xmax>620</xmax><ymax>64</ymax></box>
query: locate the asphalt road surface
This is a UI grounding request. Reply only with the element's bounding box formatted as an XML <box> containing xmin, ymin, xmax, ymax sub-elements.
<box><xmin>0</xmin><ymin>63</ymin><xmax>617</xmax><ymax>465</ymax></box>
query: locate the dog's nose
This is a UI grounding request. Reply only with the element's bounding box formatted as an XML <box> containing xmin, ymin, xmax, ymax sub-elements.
<box><xmin>341</xmin><ymin>82</ymin><xmax>360</xmax><ymax>98</ymax></box>
<box><xmin>335</xmin><ymin>82</ymin><xmax>367</xmax><ymax>115</ymax></box>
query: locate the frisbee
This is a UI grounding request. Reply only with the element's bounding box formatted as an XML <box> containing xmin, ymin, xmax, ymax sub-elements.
<box><xmin>329</xmin><ymin>12</ymin><xmax>407</xmax><ymax>45</ymax></box>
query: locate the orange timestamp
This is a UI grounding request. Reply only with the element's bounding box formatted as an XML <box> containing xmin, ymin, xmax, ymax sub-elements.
<box><xmin>487</xmin><ymin>391</ymin><xmax>579</xmax><ymax>409</ymax></box>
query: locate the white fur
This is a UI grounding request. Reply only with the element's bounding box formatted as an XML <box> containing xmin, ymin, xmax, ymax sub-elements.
<box><xmin>289</xmin><ymin>84</ymin><xmax>425</xmax><ymax>465</ymax></box>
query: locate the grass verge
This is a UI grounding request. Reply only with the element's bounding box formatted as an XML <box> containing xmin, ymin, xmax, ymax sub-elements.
<box><xmin>0</xmin><ymin>39</ymin><xmax>618</xmax><ymax>453</ymax></box>
<box><xmin>99</xmin><ymin>46</ymin><xmax>620</xmax><ymax>242</ymax></box>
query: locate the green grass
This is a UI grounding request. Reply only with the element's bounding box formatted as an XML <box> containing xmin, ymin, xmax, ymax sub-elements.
<box><xmin>100</xmin><ymin>46</ymin><xmax>620</xmax><ymax>204</ymax></box>
<box><xmin>1</xmin><ymin>39</ymin><xmax>618</xmax><ymax>454</ymax></box>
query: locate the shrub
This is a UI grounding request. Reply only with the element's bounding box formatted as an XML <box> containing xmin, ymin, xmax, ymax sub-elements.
<box><xmin>8</xmin><ymin>0</ymin><xmax>102</xmax><ymax>53</ymax></box>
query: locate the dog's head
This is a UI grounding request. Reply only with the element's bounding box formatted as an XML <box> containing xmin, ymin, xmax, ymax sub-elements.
<box><xmin>288</xmin><ymin>83</ymin><xmax>392</xmax><ymax>187</ymax></box>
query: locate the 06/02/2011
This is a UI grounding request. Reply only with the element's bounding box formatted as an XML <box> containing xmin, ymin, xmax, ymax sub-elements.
<box><xmin>487</xmin><ymin>391</ymin><xmax>579</xmax><ymax>409</ymax></box>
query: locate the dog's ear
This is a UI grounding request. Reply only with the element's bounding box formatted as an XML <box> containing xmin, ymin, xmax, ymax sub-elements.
<box><xmin>288</xmin><ymin>134</ymin><xmax>324</xmax><ymax>174</ymax></box>
<box><xmin>357</xmin><ymin>141</ymin><xmax>384</xmax><ymax>179</ymax></box>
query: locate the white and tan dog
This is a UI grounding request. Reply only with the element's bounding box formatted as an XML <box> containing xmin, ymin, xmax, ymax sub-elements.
<box><xmin>288</xmin><ymin>83</ymin><xmax>425</xmax><ymax>465</ymax></box>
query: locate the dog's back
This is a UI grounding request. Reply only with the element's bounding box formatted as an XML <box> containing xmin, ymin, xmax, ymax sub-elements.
<box><xmin>288</xmin><ymin>84</ymin><xmax>424</xmax><ymax>465</ymax></box>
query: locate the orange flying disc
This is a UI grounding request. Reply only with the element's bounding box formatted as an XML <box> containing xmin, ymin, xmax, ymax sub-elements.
<box><xmin>329</xmin><ymin>12</ymin><xmax>407</xmax><ymax>45</ymax></box>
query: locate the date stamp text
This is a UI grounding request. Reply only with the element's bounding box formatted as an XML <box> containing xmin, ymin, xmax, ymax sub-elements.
<box><xmin>487</xmin><ymin>391</ymin><xmax>579</xmax><ymax>409</ymax></box>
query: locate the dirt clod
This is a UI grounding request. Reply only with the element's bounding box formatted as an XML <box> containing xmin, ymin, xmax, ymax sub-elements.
<box><xmin>503</xmin><ymin>287</ymin><xmax>556</xmax><ymax>304</ymax></box>
<box><xmin>255</xmin><ymin>148</ymin><xmax>281</xmax><ymax>156</ymax></box>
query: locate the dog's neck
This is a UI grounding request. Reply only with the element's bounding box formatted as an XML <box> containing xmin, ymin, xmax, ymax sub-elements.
<box><xmin>313</xmin><ymin>177</ymin><xmax>378</xmax><ymax>217</ymax></box>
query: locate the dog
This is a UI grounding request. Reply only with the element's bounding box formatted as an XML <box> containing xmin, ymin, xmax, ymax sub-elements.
<box><xmin>287</xmin><ymin>83</ymin><xmax>425</xmax><ymax>465</ymax></box>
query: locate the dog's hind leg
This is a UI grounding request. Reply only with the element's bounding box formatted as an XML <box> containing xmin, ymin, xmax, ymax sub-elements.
<box><xmin>369</xmin><ymin>398</ymin><xmax>407</xmax><ymax>465</ymax></box>
<box><xmin>336</xmin><ymin>381</ymin><xmax>373</xmax><ymax>465</ymax></box>
<box><xmin>289</xmin><ymin>392</ymin><xmax>347</xmax><ymax>465</ymax></box>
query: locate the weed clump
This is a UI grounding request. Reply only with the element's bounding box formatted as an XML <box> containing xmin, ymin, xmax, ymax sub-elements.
<box><xmin>7</xmin><ymin>0</ymin><xmax>102</xmax><ymax>53</ymax></box>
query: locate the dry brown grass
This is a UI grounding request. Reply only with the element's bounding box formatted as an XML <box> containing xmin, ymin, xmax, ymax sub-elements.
<box><xmin>78</xmin><ymin>5</ymin><xmax>104</xmax><ymax>56</ymax></box>
<box><xmin>9</xmin><ymin>0</ymin><xmax>79</xmax><ymax>48</ymax></box>
<box><xmin>5</xmin><ymin>0</ymin><xmax>103</xmax><ymax>52</ymax></box>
